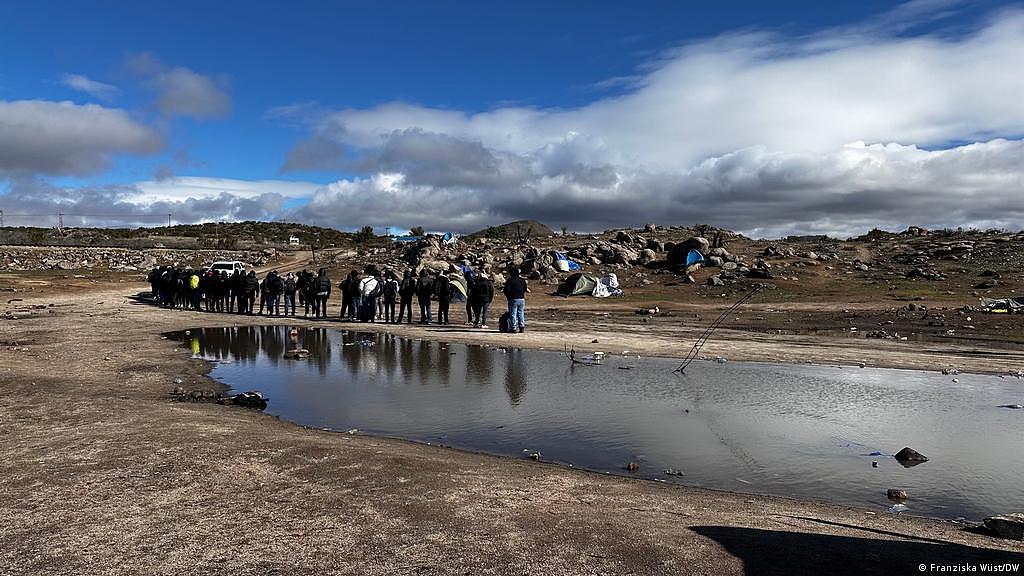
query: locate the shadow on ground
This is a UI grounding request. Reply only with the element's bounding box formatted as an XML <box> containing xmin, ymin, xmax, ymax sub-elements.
<box><xmin>692</xmin><ymin>525</ymin><xmax>1023</xmax><ymax>575</ymax></box>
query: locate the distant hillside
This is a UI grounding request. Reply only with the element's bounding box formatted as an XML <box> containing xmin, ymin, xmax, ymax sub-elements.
<box><xmin>468</xmin><ymin>220</ymin><xmax>556</xmax><ymax>240</ymax></box>
<box><xmin>0</xmin><ymin>221</ymin><xmax>355</xmax><ymax>249</ymax></box>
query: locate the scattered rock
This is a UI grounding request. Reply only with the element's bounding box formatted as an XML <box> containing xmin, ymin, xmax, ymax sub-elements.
<box><xmin>894</xmin><ymin>447</ymin><xmax>929</xmax><ymax>467</ymax></box>
<box><xmin>886</xmin><ymin>489</ymin><xmax>908</xmax><ymax>501</ymax></box>
<box><xmin>625</xmin><ymin>462</ymin><xmax>639</xmax><ymax>472</ymax></box>
<box><xmin>218</xmin><ymin>391</ymin><xmax>268</xmax><ymax>409</ymax></box>
<box><xmin>984</xmin><ymin>513</ymin><xmax>1024</xmax><ymax>540</ymax></box>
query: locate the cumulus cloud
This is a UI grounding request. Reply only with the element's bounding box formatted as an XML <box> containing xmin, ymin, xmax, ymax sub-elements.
<box><xmin>0</xmin><ymin>177</ymin><xmax>286</xmax><ymax>227</ymax></box>
<box><xmin>0</xmin><ymin>100</ymin><xmax>162</xmax><ymax>176</ymax></box>
<box><xmin>289</xmin><ymin>138</ymin><xmax>1024</xmax><ymax>238</ymax></box>
<box><xmin>279</xmin><ymin>6</ymin><xmax>1024</xmax><ymax>236</ymax></box>
<box><xmin>60</xmin><ymin>73</ymin><xmax>119</xmax><ymax>100</ymax></box>
<box><xmin>129</xmin><ymin>53</ymin><xmax>231</xmax><ymax>120</ymax></box>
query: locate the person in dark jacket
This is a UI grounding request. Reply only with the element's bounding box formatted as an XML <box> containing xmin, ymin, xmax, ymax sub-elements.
<box><xmin>416</xmin><ymin>269</ymin><xmax>433</xmax><ymax>324</ymax></box>
<box><xmin>397</xmin><ymin>269</ymin><xmax>416</xmax><ymax>324</ymax></box>
<box><xmin>266</xmin><ymin>271</ymin><xmax>284</xmax><ymax>316</ymax></box>
<box><xmin>339</xmin><ymin>270</ymin><xmax>355</xmax><ymax>320</ymax></box>
<box><xmin>283</xmin><ymin>272</ymin><xmax>297</xmax><ymax>316</ymax></box>
<box><xmin>257</xmin><ymin>277</ymin><xmax>267</xmax><ymax>315</ymax></box>
<box><xmin>314</xmin><ymin>268</ymin><xmax>331</xmax><ymax>318</ymax></box>
<box><xmin>502</xmin><ymin>268</ymin><xmax>529</xmax><ymax>333</ymax></box>
<box><xmin>470</xmin><ymin>274</ymin><xmax>495</xmax><ymax>328</ymax></box>
<box><xmin>243</xmin><ymin>271</ymin><xmax>259</xmax><ymax>314</ymax></box>
<box><xmin>381</xmin><ymin>271</ymin><xmax>399</xmax><ymax>323</ymax></box>
<box><xmin>299</xmin><ymin>270</ymin><xmax>315</xmax><ymax>317</ymax></box>
<box><xmin>434</xmin><ymin>272</ymin><xmax>451</xmax><ymax>325</ymax></box>
<box><xmin>217</xmin><ymin>271</ymin><xmax>229</xmax><ymax>312</ymax></box>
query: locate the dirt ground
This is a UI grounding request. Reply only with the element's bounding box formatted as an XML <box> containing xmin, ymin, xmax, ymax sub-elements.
<box><xmin>2</xmin><ymin>275</ymin><xmax>1023</xmax><ymax>575</ymax></box>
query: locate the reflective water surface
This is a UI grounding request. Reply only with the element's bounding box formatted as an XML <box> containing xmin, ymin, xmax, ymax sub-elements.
<box><xmin>173</xmin><ymin>325</ymin><xmax>1024</xmax><ymax>520</ymax></box>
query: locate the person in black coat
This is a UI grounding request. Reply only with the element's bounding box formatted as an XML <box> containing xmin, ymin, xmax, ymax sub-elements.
<box><xmin>398</xmin><ymin>269</ymin><xmax>416</xmax><ymax>324</ymax></box>
<box><xmin>470</xmin><ymin>274</ymin><xmax>495</xmax><ymax>328</ymax></box>
<box><xmin>416</xmin><ymin>269</ymin><xmax>433</xmax><ymax>324</ymax></box>
<box><xmin>434</xmin><ymin>272</ymin><xmax>451</xmax><ymax>325</ymax></box>
<box><xmin>243</xmin><ymin>271</ymin><xmax>259</xmax><ymax>314</ymax></box>
<box><xmin>314</xmin><ymin>268</ymin><xmax>331</xmax><ymax>318</ymax></box>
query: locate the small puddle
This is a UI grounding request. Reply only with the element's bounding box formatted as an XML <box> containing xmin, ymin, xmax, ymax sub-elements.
<box><xmin>170</xmin><ymin>325</ymin><xmax>1024</xmax><ymax>521</ymax></box>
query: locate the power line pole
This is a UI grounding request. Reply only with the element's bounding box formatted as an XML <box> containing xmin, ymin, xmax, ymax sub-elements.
<box><xmin>57</xmin><ymin>210</ymin><xmax>64</xmax><ymax>232</ymax></box>
<box><xmin>0</xmin><ymin>209</ymin><xmax>4</xmax><ymax>227</ymax></box>
<box><xmin>167</xmin><ymin>213</ymin><xmax>172</xmax><ymax>227</ymax></box>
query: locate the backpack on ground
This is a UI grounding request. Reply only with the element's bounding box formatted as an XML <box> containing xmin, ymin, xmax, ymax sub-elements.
<box><xmin>498</xmin><ymin>312</ymin><xmax>511</xmax><ymax>333</ymax></box>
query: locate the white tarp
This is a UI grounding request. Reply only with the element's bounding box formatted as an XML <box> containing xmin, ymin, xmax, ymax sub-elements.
<box><xmin>592</xmin><ymin>273</ymin><xmax>623</xmax><ymax>298</ymax></box>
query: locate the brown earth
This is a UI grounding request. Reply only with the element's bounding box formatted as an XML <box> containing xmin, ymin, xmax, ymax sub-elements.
<box><xmin>2</xmin><ymin>271</ymin><xmax>1024</xmax><ymax>575</ymax></box>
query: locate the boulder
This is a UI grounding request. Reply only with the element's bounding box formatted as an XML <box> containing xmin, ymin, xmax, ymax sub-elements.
<box><xmin>667</xmin><ymin>237</ymin><xmax>710</xmax><ymax>266</ymax></box>
<box><xmin>638</xmin><ymin>249</ymin><xmax>657</xmax><ymax>264</ymax></box>
<box><xmin>894</xmin><ymin>447</ymin><xmax>929</xmax><ymax>467</ymax></box>
<box><xmin>707</xmin><ymin>275</ymin><xmax>724</xmax><ymax>287</ymax></box>
<box><xmin>886</xmin><ymin>489</ymin><xmax>908</xmax><ymax>501</ymax></box>
<box><xmin>706</xmin><ymin>256</ymin><xmax>724</xmax><ymax>268</ymax></box>
<box><xmin>984</xmin><ymin>513</ymin><xmax>1024</xmax><ymax>540</ymax></box>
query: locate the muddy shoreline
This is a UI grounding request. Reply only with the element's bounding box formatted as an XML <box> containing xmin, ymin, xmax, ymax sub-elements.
<box><xmin>2</xmin><ymin>282</ymin><xmax>1023</xmax><ymax>575</ymax></box>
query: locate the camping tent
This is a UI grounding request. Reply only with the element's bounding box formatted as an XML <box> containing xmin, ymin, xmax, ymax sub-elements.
<box><xmin>980</xmin><ymin>297</ymin><xmax>1024</xmax><ymax>313</ymax></box>
<box><xmin>556</xmin><ymin>273</ymin><xmax>600</xmax><ymax>296</ymax></box>
<box><xmin>592</xmin><ymin>273</ymin><xmax>622</xmax><ymax>298</ymax></box>
<box><xmin>553</xmin><ymin>251</ymin><xmax>581</xmax><ymax>272</ymax></box>
<box><xmin>449</xmin><ymin>275</ymin><xmax>468</xmax><ymax>302</ymax></box>
<box><xmin>685</xmin><ymin>249</ymin><xmax>705</xmax><ymax>268</ymax></box>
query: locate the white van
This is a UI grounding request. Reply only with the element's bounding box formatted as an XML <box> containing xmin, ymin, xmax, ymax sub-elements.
<box><xmin>208</xmin><ymin>260</ymin><xmax>247</xmax><ymax>274</ymax></box>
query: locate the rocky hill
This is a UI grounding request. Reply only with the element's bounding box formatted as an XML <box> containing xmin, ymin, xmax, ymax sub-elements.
<box><xmin>0</xmin><ymin>221</ymin><xmax>354</xmax><ymax>249</ymax></box>
<box><xmin>467</xmin><ymin>220</ymin><xmax>556</xmax><ymax>240</ymax></box>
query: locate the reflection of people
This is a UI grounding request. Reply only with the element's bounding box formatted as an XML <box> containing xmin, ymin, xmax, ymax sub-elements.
<box><xmin>503</xmin><ymin>268</ymin><xmax>529</xmax><ymax>333</ymax></box>
<box><xmin>504</xmin><ymin>348</ymin><xmax>527</xmax><ymax>404</ymax></box>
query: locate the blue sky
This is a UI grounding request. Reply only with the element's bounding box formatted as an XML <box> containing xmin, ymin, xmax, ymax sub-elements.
<box><xmin>1</xmin><ymin>1</ymin><xmax>1022</xmax><ymax>236</ymax></box>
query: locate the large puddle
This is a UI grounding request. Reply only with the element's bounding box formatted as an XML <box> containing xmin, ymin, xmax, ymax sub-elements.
<box><xmin>172</xmin><ymin>326</ymin><xmax>1024</xmax><ymax>520</ymax></box>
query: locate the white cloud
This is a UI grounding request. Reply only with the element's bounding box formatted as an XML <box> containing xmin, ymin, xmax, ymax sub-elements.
<box><xmin>0</xmin><ymin>100</ymin><xmax>162</xmax><ymax>176</ymax></box>
<box><xmin>0</xmin><ymin>178</ymin><xmax>287</xmax><ymax>227</ymax></box>
<box><xmin>131</xmin><ymin>176</ymin><xmax>319</xmax><ymax>204</ymax></box>
<box><xmin>60</xmin><ymin>74</ymin><xmax>119</xmax><ymax>100</ymax></box>
<box><xmin>277</xmin><ymin>7</ymin><xmax>1024</xmax><ymax>236</ymax></box>
<box><xmin>129</xmin><ymin>53</ymin><xmax>231</xmax><ymax>120</ymax></box>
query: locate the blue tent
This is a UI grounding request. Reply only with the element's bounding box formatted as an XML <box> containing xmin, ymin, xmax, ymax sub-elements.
<box><xmin>685</xmin><ymin>249</ymin><xmax>705</xmax><ymax>267</ymax></box>
<box><xmin>554</xmin><ymin>251</ymin><xmax>581</xmax><ymax>271</ymax></box>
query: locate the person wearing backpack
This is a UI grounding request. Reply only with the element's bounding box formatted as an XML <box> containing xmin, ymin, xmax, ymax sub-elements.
<box><xmin>382</xmin><ymin>271</ymin><xmax>399</xmax><ymax>323</ymax></box>
<box><xmin>470</xmin><ymin>273</ymin><xmax>494</xmax><ymax>328</ymax></box>
<box><xmin>267</xmin><ymin>271</ymin><xmax>285</xmax><ymax>316</ymax></box>
<box><xmin>243</xmin><ymin>270</ymin><xmax>259</xmax><ymax>314</ymax></box>
<box><xmin>301</xmin><ymin>270</ymin><xmax>316</xmax><ymax>317</ymax></box>
<box><xmin>416</xmin><ymin>269</ymin><xmax>433</xmax><ymax>324</ymax></box>
<box><xmin>398</xmin><ymin>269</ymin><xmax>416</xmax><ymax>324</ymax></box>
<box><xmin>339</xmin><ymin>270</ymin><xmax>358</xmax><ymax>320</ymax></box>
<box><xmin>283</xmin><ymin>272</ymin><xmax>297</xmax><ymax>316</ymax></box>
<box><xmin>434</xmin><ymin>272</ymin><xmax>452</xmax><ymax>325</ymax></box>
<box><xmin>357</xmin><ymin>272</ymin><xmax>381</xmax><ymax>322</ymax></box>
<box><xmin>314</xmin><ymin>268</ymin><xmax>332</xmax><ymax>318</ymax></box>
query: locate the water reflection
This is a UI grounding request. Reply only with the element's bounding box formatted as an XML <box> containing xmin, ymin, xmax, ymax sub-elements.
<box><xmin>175</xmin><ymin>325</ymin><xmax>1024</xmax><ymax>521</ymax></box>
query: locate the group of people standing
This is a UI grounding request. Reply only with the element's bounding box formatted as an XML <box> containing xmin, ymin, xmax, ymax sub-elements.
<box><xmin>148</xmin><ymin>265</ymin><xmax>531</xmax><ymax>332</ymax></box>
